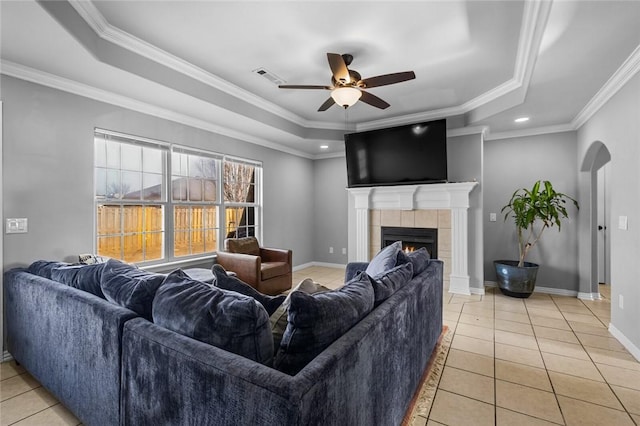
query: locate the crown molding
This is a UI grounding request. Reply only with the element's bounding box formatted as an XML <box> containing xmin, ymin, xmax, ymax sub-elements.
<box><xmin>1</xmin><ymin>60</ymin><xmax>316</xmax><ymax>160</ymax></box>
<box><xmin>447</xmin><ymin>126</ymin><xmax>489</xmax><ymax>138</ymax></box>
<box><xmin>66</xmin><ymin>0</ymin><xmax>545</xmax><ymax>135</ymax></box>
<box><xmin>572</xmin><ymin>43</ymin><xmax>640</xmax><ymax>130</ymax></box>
<box><xmin>485</xmin><ymin>123</ymin><xmax>575</xmax><ymax>141</ymax></box>
<box><xmin>67</xmin><ymin>0</ymin><xmax>318</xmax><ymax>130</ymax></box>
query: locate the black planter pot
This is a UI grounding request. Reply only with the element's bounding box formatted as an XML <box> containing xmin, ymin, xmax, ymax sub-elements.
<box><xmin>494</xmin><ymin>260</ymin><xmax>539</xmax><ymax>298</ymax></box>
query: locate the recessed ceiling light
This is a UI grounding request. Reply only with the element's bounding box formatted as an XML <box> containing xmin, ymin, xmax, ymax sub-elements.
<box><xmin>320</xmin><ymin>145</ymin><xmax>329</xmax><ymax>149</ymax></box>
<box><xmin>514</xmin><ymin>117</ymin><xmax>530</xmax><ymax>123</ymax></box>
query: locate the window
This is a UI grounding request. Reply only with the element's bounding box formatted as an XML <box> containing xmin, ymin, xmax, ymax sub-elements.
<box><xmin>94</xmin><ymin>130</ymin><xmax>262</xmax><ymax>264</ymax></box>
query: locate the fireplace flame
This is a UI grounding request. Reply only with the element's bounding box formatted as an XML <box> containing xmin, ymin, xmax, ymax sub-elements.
<box><xmin>404</xmin><ymin>246</ymin><xmax>415</xmax><ymax>253</ymax></box>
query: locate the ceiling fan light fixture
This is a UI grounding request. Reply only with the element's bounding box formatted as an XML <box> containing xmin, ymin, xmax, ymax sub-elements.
<box><xmin>331</xmin><ymin>87</ymin><xmax>362</xmax><ymax>108</ymax></box>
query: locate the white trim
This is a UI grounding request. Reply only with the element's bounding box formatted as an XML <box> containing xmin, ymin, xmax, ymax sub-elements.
<box><xmin>573</xmin><ymin>44</ymin><xmax>640</xmax><ymax>130</ymax></box>
<box><xmin>3</xmin><ymin>351</ymin><xmax>13</xmax><ymax>363</ymax></box>
<box><xmin>1</xmin><ymin>61</ymin><xmax>316</xmax><ymax>160</ymax></box>
<box><xmin>293</xmin><ymin>262</ymin><xmax>346</xmax><ymax>272</ymax></box>
<box><xmin>485</xmin><ymin>280</ymin><xmax>579</xmax><ymax>297</ymax></box>
<box><xmin>470</xmin><ymin>286</ymin><xmax>486</xmax><ymax>296</ymax></box>
<box><xmin>577</xmin><ymin>292</ymin><xmax>602</xmax><ymax>301</ymax></box>
<box><xmin>485</xmin><ymin>123</ymin><xmax>575</xmax><ymax>141</ymax></box>
<box><xmin>535</xmin><ymin>286</ymin><xmax>579</xmax><ymax>297</ymax></box>
<box><xmin>448</xmin><ymin>126</ymin><xmax>489</xmax><ymax>138</ymax></box>
<box><xmin>609</xmin><ymin>323</ymin><xmax>640</xmax><ymax>362</ymax></box>
<box><xmin>67</xmin><ymin>0</ymin><xmax>312</xmax><ymax>130</ymax></box>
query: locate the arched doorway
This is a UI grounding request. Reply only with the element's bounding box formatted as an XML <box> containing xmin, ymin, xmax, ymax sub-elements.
<box><xmin>579</xmin><ymin>141</ymin><xmax>611</xmax><ymax>299</ymax></box>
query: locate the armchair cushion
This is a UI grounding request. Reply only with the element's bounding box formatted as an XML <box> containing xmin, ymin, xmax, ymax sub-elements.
<box><xmin>225</xmin><ymin>237</ymin><xmax>260</xmax><ymax>256</ymax></box>
<box><xmin>261</xmin><ymin>262</ymin><xmax>289</xmax><ymax>281</ymax></box>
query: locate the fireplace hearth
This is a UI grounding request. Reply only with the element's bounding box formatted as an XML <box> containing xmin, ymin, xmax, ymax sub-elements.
<box><xmin>381</xmin><ymin>227</ymin><xmax>438</xmax><ymax>259</ymax></box>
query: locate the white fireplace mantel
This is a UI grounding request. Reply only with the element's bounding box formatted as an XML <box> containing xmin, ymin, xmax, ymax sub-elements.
<box><xmin>348</xmin><ymin>182</ymin><xmax>478</xmax><ymax>295</ymax></box>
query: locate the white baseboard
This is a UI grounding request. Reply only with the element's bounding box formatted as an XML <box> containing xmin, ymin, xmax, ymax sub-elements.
<box><xmin>608</xmin><ymin>323</ymin><xmax>640</xmax><ymax>362</ymax></box>
<box><xmin>293</xmin><ymin>262</ymin><xmax>347</xmax><ymax>271</ymax></box>
<box><xmin>578</xmin><ymin>292</ymin><xmax>602</xmax><ymax>301</ymax></box>
<box><xmin>484</xmin><ymin>281</ymin><xmax>579</xmax><ymax>297</ymax></box>
<box><xmin>3</xmin><ymin>350</ymin><xmax>13</xmax><ymax>362</ymax></box>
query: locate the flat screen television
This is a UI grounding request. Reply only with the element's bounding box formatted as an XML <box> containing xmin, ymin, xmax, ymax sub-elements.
<box><xmin>344</xmin><ymin>119</ymin><xmax>447</xmax><ymax>188</ymax></box>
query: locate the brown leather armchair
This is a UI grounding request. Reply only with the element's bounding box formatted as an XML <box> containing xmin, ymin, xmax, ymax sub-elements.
<box><xmin>215</xmin><ymin>237</ymin><xmax>292</xmax><ymax>295</ymax></box>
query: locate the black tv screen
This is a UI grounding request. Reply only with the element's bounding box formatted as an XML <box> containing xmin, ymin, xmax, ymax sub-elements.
<box><xmin>344</xmin><ymin>119</ymin><xmax>447</xmax><ymax>188</ymax></box>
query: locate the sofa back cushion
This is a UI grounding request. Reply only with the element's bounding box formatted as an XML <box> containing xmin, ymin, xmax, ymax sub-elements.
<box><xmin>225</xmin><ymin>237</ymin><xmax>260</xmax><ymax>256</ymax></box>
<box><xmin>369</xmin><ymin>262</ymin><xmax>414</xmax><ymax>306</ymax></box>
<box><xmin>153</xmin><ymin>269</ymin><xmax>274</xmax><ymax>365</ymax></box>
<box><xmin>51</xmin><ymin>263</ymin><xmax>108</xmax><ymax>299</ymax></box>
<box><xmin>212</xmin><ymin>264</ymin><xmax>285</xmax><ymax>316</ymax></box>
<box><xmin>365</xmin><ymin>241</ymin><xmax>402</xmax><ymax>277</ymax></box>
<box><xmin>100</xmin><ymin>259</ymin><xmax>165</xmax><ymax>320</ymax></box>
<box><xmin>270</xmin><ymin>278</ymin><xmax>331</xmax><ymax>349</ymax></box>
<box><xmin>273</xmin><ymin>272</ymin><xmax>374</xmax><ymax>375</ymax></box>
<box><xmin>397</xmin><ymin>247</ymin><xmax>431</xmax><ymax>277</ymax></box>
<box><xmin>27</xmin><ymin>260</ymin><xmax>69</xmax><ymax>280</ymax></box>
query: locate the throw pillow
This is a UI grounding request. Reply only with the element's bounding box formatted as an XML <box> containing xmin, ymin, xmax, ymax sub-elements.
<box><xmin>273</xmin><ymin>272</ymin><xmax>374</xmax><ymax>375</ymax></box>
<box><xmin>212</xmin><ymin>264</ymin><xmax>285</xmax><ymax>316</ymax></box>
<box><xmin>368</xmin><ymin>262</ymin><xmax>413</xmax><ymax>306</ymax></box>
<box><xmin>270</xmin><ymin>278</ymin><xmax>331</xmax><ymax>348</ymax></box>
<box><xmin>51</xmin><ymin>263</ymin><xmax>107</xmax><ymax>299</ymax></box>
<box><xmin>397</xmin><ymin>247</ymin><xmax>431</xmax><ymax>277</ymax></box>
<box><xmin>365</xmin><ymin>241</ymin><xmax>402</xmax><ymax>277</ymax></box>
<box><xmin>100</xmin><ymin>259</ymin><xmax>165</xmax><ymax>320</ymax></box>
<box><xmin>27</xmin><ymin>260</ymin><xmax>69</xmax><ymax>280</ymax></box>
<box><xmin>153</xmin><ymin>269</ymin><xmax>273</xmax><ymax>365</ymax></box>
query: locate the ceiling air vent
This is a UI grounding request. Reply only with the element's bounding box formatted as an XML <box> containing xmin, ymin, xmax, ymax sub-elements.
<box><xmin>253</xmin><ymin>68</ymin><xmax>285</xmax><ymax>86</ymax></box>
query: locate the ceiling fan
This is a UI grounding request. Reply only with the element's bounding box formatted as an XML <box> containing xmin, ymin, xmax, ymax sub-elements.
<box><xmin>279</xmin><ymin>53</ymin><xmax>416</xmax><ymax>111</ymax></box>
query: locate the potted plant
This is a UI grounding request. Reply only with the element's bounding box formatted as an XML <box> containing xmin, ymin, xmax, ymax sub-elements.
<box><xmin>495</xmin><ymin>180</ymin><xmax>579</xmax><ymax>298</ymax></box>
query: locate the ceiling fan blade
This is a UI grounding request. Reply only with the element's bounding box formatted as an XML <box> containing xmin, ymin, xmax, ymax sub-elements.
<box><xmin>360</xmin><ymin>71</ymin><xmax>416</xmax><ymax>88</ymax></box>
<box><xmin>360</xmin><ymin>91</ymin><xmax>390</xmax><ymax>109</ymax></box>
<box><xmin>327</xmin><ymin>53</ymin><xmax>350</xmax><ymax>84</ymax></box>
<box><xmin>317</xmin><ymin>97</ymin><xmax>335</xmax><ymax>111</ymax></box>
<box><xmin>279</xmin><ymin>84</ymin><xmax>332</xmax><ymax>90</ymax></box>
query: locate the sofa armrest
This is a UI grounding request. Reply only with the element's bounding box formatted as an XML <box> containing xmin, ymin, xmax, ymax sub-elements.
<box><xmin>345</xmin><ymin>262</ymin><xmax>369</xmax><ymax>282</ymax></box>
<box><xmin>216</xmin><ymin>251</ymin><xmax>260</xmax><ymax>287</ymax></box>
<box><xmin>260</xmin><ymin>247</ymin><xmax>292</xmax><ymax>265</ymax></box>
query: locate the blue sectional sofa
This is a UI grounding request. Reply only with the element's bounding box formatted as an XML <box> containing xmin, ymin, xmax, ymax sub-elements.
<box><xmin>4</xmin><ymin>253</ymin><xmax>443</xmax><ymax>426</ymax></box>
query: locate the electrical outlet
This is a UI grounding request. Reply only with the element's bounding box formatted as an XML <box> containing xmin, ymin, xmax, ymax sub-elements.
<box><xmin>619</xmin><ymin>294</ymin><xmax>624</xmax><ymax>309</ymax></box>
<box><xmin>329</xmin><ymin>247</ymin><xmax>334</xmax><ymax>254</ymax></box>
<box><xmin>489</xmin><ymin>213</ymin><xmax>497</xmax><ymax>222</ymax></box>
<box><xmin>342</xmin><ymin>248</ymin><xmax>347</xmax><ymax>255</ymax></box>
<box><xmin>618</xmin><ymin>216</ymin><xmax>628</xmax><ymax>230</ymax></box>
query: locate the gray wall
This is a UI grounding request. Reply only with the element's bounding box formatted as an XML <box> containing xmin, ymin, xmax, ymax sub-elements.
<box><xmin>483</xmin><ymin>132</ymin><xmax>580</xmax><ymax>292</ymax></box>
<box><xmin>576</xmin><ymin>72</ymin><xmax>640</xmax><ymax>353</ymax></box>
<box><xmin>313</xmin><ymin>157</ymin><xmax>349</xmax><ymax>265</ymax></box>
<box><xmin>1</xmin><ymin>75</ymin><xmax>315</xmax><ymax>270</ymax></box>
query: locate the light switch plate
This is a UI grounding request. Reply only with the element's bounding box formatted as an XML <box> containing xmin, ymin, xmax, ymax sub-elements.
<box><xmin>6</xmin><ymin>218</ymin><xmax>28</xmax><ymax>233</ymax></box>
<box><xmin>489</xmin><ymin>213</ymin><xmax>497</xmax><ymax>222</ymax></box>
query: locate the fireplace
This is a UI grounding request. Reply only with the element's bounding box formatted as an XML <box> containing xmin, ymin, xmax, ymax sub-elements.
<box><xmin>381</xmin><ymin>227</ymin><xmax>438</xmax><ymax>259</ymax></box>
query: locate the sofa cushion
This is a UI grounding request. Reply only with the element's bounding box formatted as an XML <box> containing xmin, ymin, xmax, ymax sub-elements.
<box><xmin>261</xmin><ymin>262</ymin><xmax>289</xmax><ymax>280</ymax></box>
<box><xmin>212</xmin><ymin>264</ymin><xmax>285</xmax><ymax>316</ymax></box>
<box><xmin>51</xmin><ymin>263</ymin><xmax>108</xmax><ymax>299</ymax></box>
<box><xmin>397</xmin><ymin>247</ymin><xmax>431</xmax><ymax>277</ymax></box>
<box><xmin>365</xmin><ymin>241</ymin><xmax>402</xmax><ymax>277</ymax></box>
<box><xmin>369</xmin><ymin>262</ymin><xmax>414</xmax><ymax>306</ymax></box>
<box><xmin>27</xmin><ymin>260</ymin><xmax>69</xmax><ymax>280</ymax></box>
<box><xmin>100</xmin><ymin>259</ymin><xmax>165</xmax><ymax>320</ymax></box>
<box><xmin>225</xmin><ymin>237</ymin><xmax>260</xmax><ymax>256</ymax></box>
<box><xmin>273</xmin><ymin>272</ymin><xmax>375</xmax><ymax>375</ymax></box>
<box><xmin>153</xmin><ymin>269</ymin><xmax>273</xmax><ymax>365</ymax></box>
<box><xmin>270</xmin><ymin>278</ymin><xmax>331</xmax><ymax>348</ymax></box>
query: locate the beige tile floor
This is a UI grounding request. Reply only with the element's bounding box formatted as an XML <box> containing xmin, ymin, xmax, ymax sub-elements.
<box><xmin>2</xmin><ymin>266</ymin><xmax>639</xmax><ymax>425</ymax></box>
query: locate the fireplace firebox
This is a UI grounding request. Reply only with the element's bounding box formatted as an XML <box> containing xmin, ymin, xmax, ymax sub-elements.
<box><xmin>381</xmin><ymin>227</ymin><xmax>438</xmax><ymax>259</ymax></box>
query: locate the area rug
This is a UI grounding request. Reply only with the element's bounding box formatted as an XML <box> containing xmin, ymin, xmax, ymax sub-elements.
<box><xmin>402</xmin><ymin>326</ymin><xmax>453</xmax><ymax>426</ymax></box>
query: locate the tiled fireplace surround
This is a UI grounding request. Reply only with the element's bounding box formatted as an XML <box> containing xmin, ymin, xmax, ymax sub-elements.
<box><xmin>348</xmin><ymin>182</ymin><xmax>478</xmax><ymax>295</ymax></box>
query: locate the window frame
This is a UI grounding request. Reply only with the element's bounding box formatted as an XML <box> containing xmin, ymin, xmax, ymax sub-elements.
<box><xmin>94</xmin><ymin>128</ymin><xmax>263</xmax><ymax>266</ymax></box>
